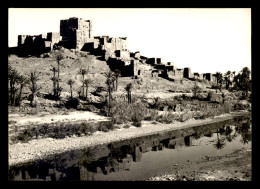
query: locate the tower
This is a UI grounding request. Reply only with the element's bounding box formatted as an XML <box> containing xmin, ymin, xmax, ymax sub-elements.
<box><xmin>60</xmin><ymin>17</ymin><xmax>92</xmax><ymax>50</ymax></box>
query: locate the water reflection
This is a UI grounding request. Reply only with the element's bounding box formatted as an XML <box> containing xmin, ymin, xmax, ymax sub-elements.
<box><xmin>9</xmin><ymin>115</ymin><xmax>251</xmax><ymax>181</ymax></box>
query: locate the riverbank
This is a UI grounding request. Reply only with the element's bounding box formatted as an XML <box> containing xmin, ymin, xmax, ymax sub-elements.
<box><xmin>8</xmin><ymin>111</ymin><xmax>250</xmax><ymax>167</ymax></box>
<box><xmin>147</xmin><ymin>147</ymin><xmax>251</xmax><ymax>181</ymax></box>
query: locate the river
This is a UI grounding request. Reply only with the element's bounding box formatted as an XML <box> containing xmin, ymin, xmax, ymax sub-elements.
<box><xmin>8</xmin><ymin>115</ymin><xmax>251</xmax><ymax>181</ymax></box>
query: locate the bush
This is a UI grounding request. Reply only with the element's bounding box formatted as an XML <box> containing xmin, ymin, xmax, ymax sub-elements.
<box><xmin>109</xmin><ymin>100</ymin><xmax>147</xmax><ymax>124</ymax></box>
<box><xmin>123</xmin><ymin>124</ymin><xmax>131</xmax><ymax>129</ymax></box>
<box><xmin>178</xmin><ymin>112</ymin><xmax>193</xmax><ymax>122</ymax></box>
<box><xmin>206</xmin><ymin>91</ymin><xmax>214</xmax><ymax>101</ymax></box>
<box><xmin>97</xmin><ymin>121</ymin><xmax>114</xmax><ymax>132</ymax></box>
<box><xmin>207</xmin><ymin>92</ymin><xmax>223</xmax><ymax>103</ymax></box>
<box><xmin>156</xmin><ymin>112</ymin><xmax>179</xmax><ymax>124</ymax></box>
<box><xmin>191</xmin><ymin>83</ymin><xmax>201</xmax><ymax>98</ymax></box>
<box><xmin>150</xmin><ymin>97</ymin><xmax>176</xmax><ymax>111</ymax></box>
<box><xmin>52</xmin><ymin>126</ymin><xmax>66</xmax><ymax>139</ymax></box>
<box><xmin>233</xmin><ymin>101</ymin><xmax>250</xmax><ymax>111</ymax></box>
<box><xmin>14</xmin><ymin>127</ymin><xmax>33</xmax><ymax>142</ymax></box>
<box><xmin>79</xmin><ymin>122</ymin><xmax>95</xmax><ymax>135</ymax></box>
<box><xmin>130</xmin><ymin>102</ymin><xmax>147</xmax><ymax>126</ymax></box>
<box><xmin>38</xmin><ymin>125</ymin><xmax>49</xmax><ymax>137</ymax></box>
<box><xmin>77</xmin><ymin>103</ymin><xmax>99</xmax><ymax>112</ymax></box>
<box><xmin>133</xmin><ymin>121</ymin><xmax>142</xmax><ymax>127</ymax></box>
<box><xmin>144</xmin><ymin>109</ymin><xmax>158</xmax><ymax>121</ymax></box>
<box><xmin>65</xmin><ymin>98</ymin><xmax>79</xmax><ymax>109</ymax></box>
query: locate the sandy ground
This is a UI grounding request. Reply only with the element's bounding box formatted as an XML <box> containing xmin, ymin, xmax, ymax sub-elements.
<box><xmin>147</xmin><ymin>148</ymin><xmax>251</xmax><ymax>181</ymax></box>
<box><xmin>8</xmin><ymin>111</ymin><xmax>249</xmax><ymax>167</ymax></box>
<box><xmin>8</xmin><ymin>111</ymin><xmax>109</xmax><ymax>127</ymax></box>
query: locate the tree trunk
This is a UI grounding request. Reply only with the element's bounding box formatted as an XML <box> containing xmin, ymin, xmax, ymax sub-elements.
<box><xmin>70</xmin><ymin>85</ymin><xmax>72</xmax><ymax>98</ymax></box>
<box><xmin>112</xmin><ymin>81</ymin><xmax>115</xmax><ymax>91</ymax></box>
<box><xmin>18</xmin><ymin>85</ymin><xmax>23</xmax><ymax>107</ymax></box>
<box><xmin>30</xmin><ymin>93</ymin><xmax>35</xmax><ymax>106</ymax></box>
<box><xmin>85</xmin><ymin>85</ymin><xmax>88</xmax><ymax>101</ymax></box>
<box><xmin>10</xmin><ymin>80</ymin><xmax>13</xmax><ymax>105</ymax></box>
<box><xmin>116</xmin><ymin>79</ymin><xmax>118</xmax><ymax>91</ymax></box>
<box><xmin>57</xmin><ymin>62</ymin><xmax>60</xmax><ymax>96</ymax></box>
<box><xmin>82</xmin><ymin>75</ymin><xmax>85</xmax><ymax>98</ymax></box>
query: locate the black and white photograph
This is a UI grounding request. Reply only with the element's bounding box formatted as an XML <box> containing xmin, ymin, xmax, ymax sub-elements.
<box><xmin>8</xmin><ymin>8</ymin><xmax>252</xmax><ymax>181</ymax></box>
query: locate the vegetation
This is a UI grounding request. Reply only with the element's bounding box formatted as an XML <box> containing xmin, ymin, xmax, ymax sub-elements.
<box><xmin>224</xmin><ymin>71</ymin><xmax>233</xmax><ymax>90</ymax></box>
<box><xmin>215</xmin><ymin>72</ymin><xmax>223</xmax><ymax>92</ymax></box>
<box><xmin>16</xmin><ymin>74</ymin><xmax>29</xmax><ymax>106</ymax></box>
<box><xmin>233</xmin><ymin>67</ymin><xmax>251</xmax><ymax>99</ymax></box>
<box><xmin>11</xmin><ymin>121</ymin><xmax>115</xmax><ymax>143</ymax></box>
<box><xmin>191</xmin><ymin>82</ymin><xmax>201</xmax><ymax>98</ymax></box>
<box><xmin>8</xmin><ymin>65</ymin><xmax>19</xmax><ymax>106</ymax></box>
<box><xmin>83</xmin><ymin>78</ymin><xmax>93</xmax><ymax>101</ymax></box>
<box><xmin>28</xmin><ymin>71</ymin><xmax>41</xmax><ymax>107</ymax></box>
<box><xmin>125</xmin><ymin>83</ymin><xmax>133</xmax><ymax>104</ymax></box>
<box><xmin>78</xmin><ymin>68</ymin><xmax>89</xmax><ymax>100</ymax></box>
<box><xmin>67</xmin><ymin>79</ymin><xmax>75</xmax><ymax>98</ymax></box>
<box><xmin>53</xmin><ymin>52</ymin><xmax>64</xmax><ymax>100</ymax></box>
<box><xmin>113</xmin><ymin>69</ymin><xmax>121</xmax><ymax>91</ymax></box>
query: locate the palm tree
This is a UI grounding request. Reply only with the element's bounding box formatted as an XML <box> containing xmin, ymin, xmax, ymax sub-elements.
<box><xmin>104</xmin><ymin>70</ymin><xmax>115</xmax><ymax>104</ymax></box>
<box><xmin>213</xmin><ymin>129</ymin><xmax>226</xmax><ymax>150</ymax></box>
<box><xmin>17</xmin><ymin>75</ymin><xmax>29</xmax><ymax>107</ymax></box>
<box><xmin>78</xmin><ymin>68</ymin><xmax>89</xmax><ymax>99</ymax></box>
<box><xmin>233</xmin><ymin>67</ymin><xmax>251</xmax><ymax>99</ymax></box>
<box><xmin>8</xmin><ymin>65</ymin><xmax>19</xmax><ymax>105</ymax></box>
<box><xmin>224</xmin><ymin>71</ymin><xmax>232</xmax><ymax>90</ymax></box>
<box><xmin>83</xmin><ymin>78</ymin><xmax>93</xmax><ymax>101</ymax></box>
<box><xmin>113</xmin><ymin>69</ymin><xmax>121</xmax><ymax>91</ymax></box>
<box><xmin>50</xmin><ymin>67</ymin><xmax>58</xmax><ymax>96</ymax></box>
<box><xmin>29</xmin><ymin>71</ymin><xmax>41</xmax><ymax>106</ymax></box>
<box><xmin>125</xmin><ymin>83</ymin><xmax>133</xmax><ymax>104</ymax></box>
<box><xmin>223</xmin><ymin>125</ymin><xmax>234</xmax><ymax>142</ymax></box>
<box><xmin>215</xmin><ymin>72</ymin><xmax>223</xmax><ymax>92</ymax></box>
<box><xmin>54</xmin><ymin>52</ymin><xmax>64</xmax><ymax>98</ymax></box>
<box><xmin>67</xmin><ymin>79</ymin><xmax>75</xmax><ymax>98</ymax></box>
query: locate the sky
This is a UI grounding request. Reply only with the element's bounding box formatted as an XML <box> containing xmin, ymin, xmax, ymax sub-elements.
<box><xmin>8</xmin><ymin>8</ymin><xmax>251</xmax><ymax>74</ymax></box>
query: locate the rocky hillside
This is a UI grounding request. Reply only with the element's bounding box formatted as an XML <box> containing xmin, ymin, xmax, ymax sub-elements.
<box><xmin>8</xmin><ymin>47</ymin><xmax>215</xmax><ymax>104</ymax></box>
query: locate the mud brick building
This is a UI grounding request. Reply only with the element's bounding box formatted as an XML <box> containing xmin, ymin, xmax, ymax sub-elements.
<box><xmin>10</xmin><ymin>17</ymin><xmax>219</xmax><ymax>81</ymax></box>
<box><xmin>59</xmin><ymin>17</ymin><xmax>92</xmax><ymax>50</ymax></box>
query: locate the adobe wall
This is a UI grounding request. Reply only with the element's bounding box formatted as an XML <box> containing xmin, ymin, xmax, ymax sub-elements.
<box><xmin>184</xmin><ymin>67</ymin><xmax>192</xmax><ymax>79</ymax></box>
<box><xmin>18</xmin><ymin>35</ymin><xmax>27</xmax><ymax>47</ymax></box>
<box><xmin>60</xmin><ymin>17</ymin><xmax>92</xmax><ymax>50</ymax></box>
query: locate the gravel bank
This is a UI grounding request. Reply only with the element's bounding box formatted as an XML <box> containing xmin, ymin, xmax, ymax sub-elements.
<box><xmin>8</xmin><ymin>111</ymin><xmax>249</xmax><ymax>166</ymax></box>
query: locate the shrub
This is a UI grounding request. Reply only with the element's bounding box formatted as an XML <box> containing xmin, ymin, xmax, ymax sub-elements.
<box><xmin>130</xmin><ymin>102</ymin><xmax>147</xmax><ymax>126</ymax></box>
<box><xmin>50</xmin><ymin>125</ymin><xmax>66</xmax><ymax>139</ymax></box>
<box><xmin>233</xmin><ymin>101</ymin><xmax>250</xmax><ymax>111</ymax></box>
<box><xmin>156</xmin><ymin>112</ymin><xmax>179</xmax><ymax>124</ymax></box>
<box><xmin>206</xmin><ymin>91</ymin><xmax>214</xmax><ymax>101</ymax></box>
<box><xmin>150</xmin><ymin>97</ymin><xmax>177</xmax><ymax>111</ymax></box>
<box><xmin>79</xmin><ymin>122</ymin><xmax>95</xmax><ymax>135</ymax></box>
<box><xmin>144</xmin><ymin>109</ymin><xmax>158</xmax><ymax>121</ymax></box>
<box><xmin>38</xmin><ymin>124</ymin><xmax>49</xmax><ymax>137</ymax></box>
<box><xmin>191</xmin><ymin>82</ymin><xmax>201</xmax><ymax>98</ymax></box>
<box><xmin>15</xmin><ymin>128</ymin><xmax>33</xmax><ymax>142</ymax></box>
<box><xmin>133</xmin><ymin>121</ymin><xmax>142</xmax><ymax>127</ymax></box>
<box><xmin>109</xmin><ymin>100</ymin><xmax>147</xmax><ymax>124</ymax></box>
<box><xmin>97</xmin><ymin>121</ymin><xmax>114</xmax><ymax>132</ymax></box>
<box><xmin>123</xmin><ymin>124</ymin><xmax>131</xmax><ymax>129</ymax></box>
<box><xmin>65</xmin><ymin>98</ymin><xmax>79</xmax><ymax>109</ymax></box>
<box><xmin>69</xmin><ymin>124</ymin><xmax>80</xmax><ymax>136</ymax></box>
<box><xmin>77</xmin><ymin>104</ymin><xmax>99</xmax><ymax>112</ymax></box>
<box><xmin>178</xmin><ymin>112</ymin><xmax>193</xmax><ymax>122</ymax></box>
